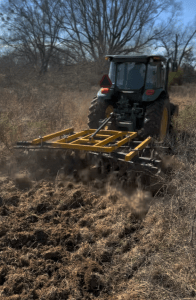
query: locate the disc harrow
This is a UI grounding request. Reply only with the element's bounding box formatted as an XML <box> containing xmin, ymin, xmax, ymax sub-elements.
<box><xmin>16</xmin><ymin>126</ymin><xmax>162</xmax><ymax>173</ymax></box>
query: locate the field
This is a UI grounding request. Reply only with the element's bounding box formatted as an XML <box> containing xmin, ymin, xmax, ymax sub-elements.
<box><xmin>0</xmin><ymin>65</ymin><xmax>196</xmax><ymax>299</ymax></box>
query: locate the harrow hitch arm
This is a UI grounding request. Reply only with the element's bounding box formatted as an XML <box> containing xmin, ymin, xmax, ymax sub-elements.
<box><xmin>89</xmin><ymin>112</ymin><xmax>115</xmax><ymax>140</ymax></box>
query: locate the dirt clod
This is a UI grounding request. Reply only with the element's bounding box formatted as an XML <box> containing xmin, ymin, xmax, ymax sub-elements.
<box><xmin>43</xmin><ymin>249</ymin><xmax>61</xmax><ymax>261</ymax></box>
<box><xmin>0</xmin><ymin>196</ymin><xmax>3</xmax><ymax>206</ymax></box>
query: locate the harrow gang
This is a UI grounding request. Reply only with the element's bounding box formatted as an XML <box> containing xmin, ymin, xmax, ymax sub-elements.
<box><xmin>16</xmin><ymin>128</ymin><xmax>153</xmax><ymax>161</ymax></box>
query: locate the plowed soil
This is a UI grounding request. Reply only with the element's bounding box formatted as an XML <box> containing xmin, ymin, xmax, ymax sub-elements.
<box><xmin>0</xmin><ymin>149</ymin><xmax>164</xmax><ymax>300</ymax></box>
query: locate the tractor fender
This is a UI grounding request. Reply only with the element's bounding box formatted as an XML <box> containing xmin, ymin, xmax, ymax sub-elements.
<box><xmin>97</xmin><ymin>87</ymin><xmax>115</xmax><ymax>101</ymax></box>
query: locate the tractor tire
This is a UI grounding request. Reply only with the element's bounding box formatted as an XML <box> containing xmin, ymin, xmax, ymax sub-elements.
<box><xmin>139</xmin><ymin>96</ymin><xmax>170</xmax><ymax>141</ymax></box>
<box><xmin>88</xmin><ymin>97</ymin><xmax>108</xmax><ymax>129</ymax></box>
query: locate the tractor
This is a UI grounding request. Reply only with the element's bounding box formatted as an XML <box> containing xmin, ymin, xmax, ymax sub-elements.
<box><xmin>16</xmin><ymin>55</ymin><xmax>179</xmax><ymax>174</ymax></box>
<box><xmin>88</xmin><ymin>55</ymin><xmax>178</xmax><ymax>141</ymax></box>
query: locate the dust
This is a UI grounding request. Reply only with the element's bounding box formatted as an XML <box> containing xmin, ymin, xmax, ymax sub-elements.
<box><xmin>105</xmin><ymin>184</ymin><xmax>153</xmax><ymax>219</ymax></box>
<box><xmin>14</xmin><ymin>173</ymin><xmax>32</xmax><ymax>190</ymax></box>
<box><xmin>78</xmin><ymin>166</ymin><xmax>101</xmax><ymax>183</ymax></box>
<box><xmin>161</xmin><ymin>154</ymin><xmax>186</xmax><ymax>171</ymax></box>
<box><xmin>128</xmin><ymin>189</ymin><xmax>152</xmax><ymax>218</ymax></box>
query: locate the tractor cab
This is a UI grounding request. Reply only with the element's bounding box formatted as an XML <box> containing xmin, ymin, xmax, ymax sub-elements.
<box><xmin>107</xmin><ymin>55</ymin><xmax>168</xmax><ymax>95</ymax></box>
<box><xmin>88</xmin><ymin>54</ymin><xmax>178</xmax><ymax>139</ymax></box>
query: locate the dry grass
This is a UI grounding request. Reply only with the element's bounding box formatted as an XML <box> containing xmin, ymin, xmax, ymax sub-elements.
<box><xmin>0</xmin><ymin>65</ymin><xmax>196</xmax><ymax>299</ymax></box>
<box><xmin>0</xmin><ymin>64</ymin><xmax>102</xmax><ymax>165</ymax></box>
<box><xmin>170</xmin><ymin>84</ymin><xmax>196</xmax><ymax>111</ymax></box>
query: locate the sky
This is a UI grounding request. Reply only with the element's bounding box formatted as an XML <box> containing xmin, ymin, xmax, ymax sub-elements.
<box><xmin>147</xmin><ymin>0</ymin><xmax>196</xmax><ymax>56</ymax></box>
<box><xmin>182</xmin><ymin>0</ymin><xmax>196</xmax><ymax>25</ymax></box>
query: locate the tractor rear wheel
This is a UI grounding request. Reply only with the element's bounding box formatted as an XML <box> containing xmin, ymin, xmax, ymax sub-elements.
<box><xmin>88</xmin><ymin>97</ymin><xmax>107</xmax><ymax>129</ymax></box>
<box><xmin>88</xmin><ymin>97</ymin><xmax>114</xmax><ymax>129</ymax></box>
<box><xmin>139</xmin><ymin>96</ymin><xmax>170</xmax><ymax>141</ymax></box>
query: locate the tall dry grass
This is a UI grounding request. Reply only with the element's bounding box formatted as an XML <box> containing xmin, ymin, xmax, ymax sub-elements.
<box><xmin>122</xmin><ymin>85</ymin><xmax>196</xmax><ymax>299</ymax></box>
<box><xmin>0</xmin><ymin>63</ymin><xmax>105</xmax><ymax>161</ymax></box>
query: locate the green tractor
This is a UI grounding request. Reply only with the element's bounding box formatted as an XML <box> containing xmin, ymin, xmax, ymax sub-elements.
<box><xmin>88</xmin><ymin>55</ymin><xmax>179</xmax><ymax>141</ymax></box>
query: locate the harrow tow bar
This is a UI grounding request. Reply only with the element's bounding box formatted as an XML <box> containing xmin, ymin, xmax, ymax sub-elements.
<box><xmin>89</xmin><ymin>112</ymin><xmax>115</xmax><ymax>140</ymax></box>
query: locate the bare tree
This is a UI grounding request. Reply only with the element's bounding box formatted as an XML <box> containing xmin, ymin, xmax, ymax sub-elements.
<box><xmin>0</xmin><ymin>0</ymin><xmax>67</xmax><ymax>74</ymax></box>
<box><xmin>0</xmin><ymin>0</ymin><xmax>182</xmax><ymax>70</ymax></box>
<box><xmin>155</xmin><ymin>22</ymin><xmax>196</xmax><ymax>67</ymax></box>
<box><xmin>57</xmin><ymin>0</ymin><xmax>181</xmax><ymax>60</ymax></box>
<box><xmin>183</xmin><ymin>48</ymin><xmax>196</xmax><ymax>68</ymax></box>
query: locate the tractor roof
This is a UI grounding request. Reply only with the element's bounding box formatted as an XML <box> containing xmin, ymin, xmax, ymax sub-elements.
<box><xmin>105</xmin><ymin>55</ymin><xmax>167</xmax><ymax>63</ymax></box>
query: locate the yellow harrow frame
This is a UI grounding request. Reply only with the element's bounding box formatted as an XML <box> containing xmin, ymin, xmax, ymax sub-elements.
<box><xmin>17</xmin><ymin>127</ymin><xmax>153</xmax><ymax>163</ymax></box>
